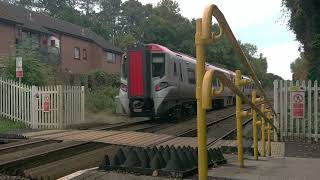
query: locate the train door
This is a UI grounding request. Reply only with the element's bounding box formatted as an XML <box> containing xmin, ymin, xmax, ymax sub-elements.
<box><xmin>171</xmin><ymin>56</ymin><xmax>179</xmax><ymax>99</ymax></box>
<box><xmin>177</xmin><ymin>56</ymin><xmax>185</xmax><ymax>99</ymax></box>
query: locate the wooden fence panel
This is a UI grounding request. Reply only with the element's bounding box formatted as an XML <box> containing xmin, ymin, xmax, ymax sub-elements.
<box><xmin>0</xmin><ymin>78</ymin><xmax>85</xmax><ymax>129</ymax></box>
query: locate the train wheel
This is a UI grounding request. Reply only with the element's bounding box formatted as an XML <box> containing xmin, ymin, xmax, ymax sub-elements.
<box><xmin>176</xmin><ymin>106</ymin><xmax>183</xmax><ymax>121</ymax></box>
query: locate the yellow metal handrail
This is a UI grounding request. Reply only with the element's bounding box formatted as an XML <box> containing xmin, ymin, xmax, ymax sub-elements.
<box><xmin>202</xmin><ymin>69</ymin><xmax>224</xmax><ymax>109</ymax></box>
<box><xmin>196</xmin><ymin>4</ymin><xmax>278</xmax><ymax>178</ymax></box>
<box><xmin>214</xmin><ymin>71</ymin><xmax>277</xmax><ymax>130</ymax></box>
<box><xmin>201</xmin><ymin>4</ymin><xmax>276</xmax><ymax>118</ymax></box>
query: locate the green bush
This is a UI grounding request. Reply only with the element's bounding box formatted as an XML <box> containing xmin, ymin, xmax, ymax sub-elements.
<box><xmin>88</xmin><ymin>70</ymin><xmax>120</xmax><ymax>88</ymax></box>
<box><xmin>86</xmin><ymin>85</ymin><xmax>119</xmax><ymax>113</ymax></box>
<box><xmin>86</xmin><ymin>70</ymin><xmax>120</xmax><ymax>113</ymax></box>
<box><xmin>4</xmin><ymin>38</ymin><xmax>50</xmax><ymax>86</ymax></box>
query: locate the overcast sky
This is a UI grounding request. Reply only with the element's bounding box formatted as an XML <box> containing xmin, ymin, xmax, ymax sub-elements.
<box><xmin>136</xmin><ymin>0</ymin><xmax>299</xmax><ymax>80</ymax></box>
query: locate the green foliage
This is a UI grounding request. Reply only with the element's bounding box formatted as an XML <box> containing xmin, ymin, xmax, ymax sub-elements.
<box><xmin>86</xmin><ymin>86</ymin><xmax>118</xmax><ymax>113</ymax></box>
<box><xmin>0</xmin><ymin>117</ymin><xmax>26</xmax><ymax>133</ymax></box>
<box><xmin>282</xmin><ymin>0</ymin><xmax>320</xmax><ymax>80</ymax></box>
<box><xmin>290</xmin><ymin>53</ymin><xmax>309</xmax><ymax>81</ymax></box>
<box><xmin>88</xmin><ymin>70</ymin><xmax>120</xmax><ymax>88</ymax></box>
<box><xmin>261</xmin><ymin>73</ymin><xmax>283</xmax><ymax>89</ymax></box>
<box><xmin>85</xmin><ymin>71</ymin><xmax>120</xmax><ymax>113</ymax></box>
<box><xmin>4</xmin><ymin>38</ymin><xmax>50</xmax><ymax>86</ymax></box>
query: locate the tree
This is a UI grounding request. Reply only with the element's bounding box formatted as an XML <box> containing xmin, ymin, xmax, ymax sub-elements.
<box><xmin>118</xmin><ymin>0</ymin><xmax>150</xmax><ymax>44</ymax></box>
<box><xmin>98</xmin><ymin>0</ymin><xmax>121</xmax><ymax>44</ymax></box>
<box><xmin>4</xmin><ymin>38</ymin><xmax>50</xmax><ymax>86</ymax></box>
<box><xmin>282</xmin><ymin>0</ymin><xmax>320</xmax><ymax>80</ymax></box>
<box><xmin>290</xmin><ymin>53</ymin><xmax>309</xmax><ymax>81</ymax></box>
<box><xmin>78</xmin><ymin>0</ymin><xmax>97</xmax><ymax>15</ymax></box>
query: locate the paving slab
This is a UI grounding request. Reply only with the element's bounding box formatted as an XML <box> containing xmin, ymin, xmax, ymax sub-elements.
<box><xmin>285</xmin><ymin>142</ymin><xmax>320</xmax><ymax>158</ymax></box>
<box><xmin>208</xmin><ymin>154</ymin><xmax>320</xmax><ymax>180</ymax></box>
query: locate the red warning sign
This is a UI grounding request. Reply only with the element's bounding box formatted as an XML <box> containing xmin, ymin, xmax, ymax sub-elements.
<box><xmin>43</xmin><ymin>95</ymin><xmax>50</xmax><ymax>112</ymax></box>
<box><xmin>16</xmin><ymin>57</ymin><xmax>23</xmax><ymax>78</ymax></box>
<box><xmin>291</xmin><ymin>91</ymin><xmax>304</xmax><ymax>118</ymax></box>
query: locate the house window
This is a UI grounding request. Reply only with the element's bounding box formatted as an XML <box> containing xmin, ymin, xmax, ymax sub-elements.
<box><xmin>106</xmin><ymin>52</ymin><xmax>116</xmax><ymax>64</ymax></box>
<box><xmin>83</xmin><ymin>49</ymin><xmax>87</xmax><ymax>60</ymax></box>
<box><xmin>50</xmin><ymin>40</ymin><xmax>55</xmax><ymax>47</ymax></box>
<box><xmin>31</xmin><ymin>33</ymin><xmax>39</xmax><ymax>48</ymax></box>
<box><xmin>74</xmin><ymin>47</ymin><xmax>80</xmax><ymax>59</ymax></box>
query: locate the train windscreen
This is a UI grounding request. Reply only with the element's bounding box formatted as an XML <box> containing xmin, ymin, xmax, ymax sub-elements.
<box><xmin>152</xmin><ymin>54</ymin><xmax>165</xmax><ymax>78</ymax></box>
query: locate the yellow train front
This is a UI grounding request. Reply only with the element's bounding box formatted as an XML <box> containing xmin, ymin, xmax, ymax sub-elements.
<box><xmin>118</xmin><ymin>44</ymin><xmax>253</xmax><ymax>119</ymax></box>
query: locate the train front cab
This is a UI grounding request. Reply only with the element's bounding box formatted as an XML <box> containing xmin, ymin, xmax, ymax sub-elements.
<box><xmin>123</xmin><ymin>47</ymin><xmax>154</xmax><ymax>117</ymax></box>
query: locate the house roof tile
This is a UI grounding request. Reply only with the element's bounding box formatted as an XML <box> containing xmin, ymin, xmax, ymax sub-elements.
<box><xmin>0</xmin><ymin>2</ymin><xmax>122</xmax><ymax>53</ymax></box>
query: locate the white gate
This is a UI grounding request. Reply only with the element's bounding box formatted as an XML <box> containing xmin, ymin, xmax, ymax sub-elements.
<box><xmin>0</xmin><ymin>77</ymin><xmax>85</xmax><ymax>129</ymax></box>
<box><xmin>274</xmin><ymin>80</ymin><xmax>319</xmax><ymax>142</ymax></box>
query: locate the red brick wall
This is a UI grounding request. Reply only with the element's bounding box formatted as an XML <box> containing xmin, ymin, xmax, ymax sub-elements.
<box><xmin>60</xmin><ymin>35</ymin><xmax>92</xmax><ymax>74</ymax></box>
<box><xmin>0</xmin><ymin>22</ymin><xmax>15</xmax><ymax>66</ymax></box>
<box><xmin>60</xmin><ymin>35</ymin><xmax>121</xmax><ymax>74</ymax></box>
<box><xmin>99</xmin><ymin>50</ymin><xmax>121</xmax><ymax>74</ymax></box>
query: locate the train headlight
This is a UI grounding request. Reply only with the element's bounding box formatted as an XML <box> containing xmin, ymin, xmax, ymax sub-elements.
<box><xmin>120</xmin><ymin>83</ymin><xmax>128</xmax><ymax>92</ymax></box>
<box><xmin>155</xmin><ymin>82</ymin><xmax>168</xmax><ymax>91</ymax></box>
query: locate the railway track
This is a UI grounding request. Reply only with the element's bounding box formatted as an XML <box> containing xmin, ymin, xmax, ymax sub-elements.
<box><xmin>0</xmin><ymin>105</ymin><xmax>255</xmax><ymax>179</ymax></box>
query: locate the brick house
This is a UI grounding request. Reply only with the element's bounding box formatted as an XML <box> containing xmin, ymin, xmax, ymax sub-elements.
<box><xmin>0</xmin><ymin>2</ymin><xmax>123</xmax><ymax>80</ymax></box>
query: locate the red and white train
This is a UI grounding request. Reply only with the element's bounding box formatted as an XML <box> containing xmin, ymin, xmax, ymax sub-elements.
<box><xmin>118</xmin><ymin>44</ymin><xmax>253</xmax><ymax>118</ymax></box>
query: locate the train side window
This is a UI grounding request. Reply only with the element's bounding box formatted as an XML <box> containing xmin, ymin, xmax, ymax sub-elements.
<box><xmin>173</xmin><ymin>62</ymin><xmax>177</xmax><ymax>76</ymax></box>
<box><xmin>187</xmin><ymin>68</ymin><xmax>196</xmax><ymax>84</ymax></box>
<box><xmin>179</xmin><ymin>63</ymin><xmax>183</xmax><ymax>81</ymax></box>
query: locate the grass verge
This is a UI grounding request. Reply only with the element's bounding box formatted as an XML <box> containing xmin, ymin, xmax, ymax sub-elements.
<box><xmin>0</xmin><ymin>117</ymin><xmax>27</xmax><ymax>133</ymax></box>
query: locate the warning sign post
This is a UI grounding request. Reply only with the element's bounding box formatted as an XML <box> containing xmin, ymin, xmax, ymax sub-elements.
<box><xmin>291</xmin><ymin>86</ymin><xmax>305</xmax><ymax>118</ymax></box>
<box><xmin>16</xmin><ymin>57</ymin><xmax>23</xmax><ymax>80</ymax></box>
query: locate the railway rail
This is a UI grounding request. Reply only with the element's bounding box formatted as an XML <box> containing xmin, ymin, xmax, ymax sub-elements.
<box><xmin>0</xmin><ymin>105</ymin><xmax>256</xmax><ymax>179</ymax></box>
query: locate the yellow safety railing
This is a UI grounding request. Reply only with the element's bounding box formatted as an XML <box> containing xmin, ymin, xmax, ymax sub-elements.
<box><xmin>196</xmin><ymin>4</ymin><xmax>278</xmax><ymax>179</ymax></box>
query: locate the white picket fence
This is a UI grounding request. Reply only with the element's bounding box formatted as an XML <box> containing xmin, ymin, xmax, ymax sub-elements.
<box><xmin>274</xmin><ymin>80</ymin><xmax>319</xmax><ymax>142</ymax></box>
<box><xmin>0</xmin><ymin>77</ymin><xmax>85</xmax><ymax>129</ymax></box>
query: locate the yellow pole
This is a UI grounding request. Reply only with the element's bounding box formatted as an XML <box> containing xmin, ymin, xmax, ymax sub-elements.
<box><xmin>267</xmin><ymin>112</ymin><xmax>272</xmax><ymax>156</ymax></box>
<box><xmin>261</xmin><ymin>104</ymin><xmax>266</xmax><ymax>157</ymax></box>
<box><xmin>252</xmin><ymin>90</ymin><xmax>258</xmax><ymax>160</ymax></box>
<box><xmin>195</xmin><ymin>18</ymin><xmax>207</xmax><ymax>180</ymax></box>
<box><xmin>235</xmin><ymin>70</ymin><xmax>244</xmax><ymax>167</ymax></box>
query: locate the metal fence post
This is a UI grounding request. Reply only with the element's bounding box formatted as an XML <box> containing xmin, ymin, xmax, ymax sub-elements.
<box><xmin>261</xmin><ymin>104</ymin><xmax>266</xmax><ymax>157</ymax></box>
<box><xmin>289</xmin><ymin>81</ymin><xmax>293</xmax><ymax>140</ymax></box>
<box><xmin>195</xmin><ymin>18</ymin><xmax>207</xmax><ymax>180</ymax></box>
<box><xmin>81</xmin><ymin>86</ymin><xmax>85</xmax><ymax>122</ymax></box>
<box><xmin>273</xmin><ymin>80</ymin><xmax>279</xmax><ymax>141</ymax></box>
<box><xmin>267</xmin><ymin>111</ymin><xmax>272</xmax><ymax>156</ymax></box>
<box><xmin>314</xmin><ymin>80</ymin><xmax>318</xmax><ymax>142</ymax></box>
<box><xmin>31</xmin><ymin>86</ymin><xmax>37</xmax><ymax>128</ymax></box>
<box><xmin>284</xmin><ymin>80</ymin><xmax>288</xmax><ymax>140</ymax></box>
<box><xmin>252</xmin><ymin>90</ymin><xmax>259</xmax><ymax>160</ymax></box>
<box><xmin>235</xmin><ymin>70</ymin><xmax>244</xmax><ymax>167</ymax></box>
<box><xmin>308</xmin><ymin>80</ymin><xmax>312</xmax><ymax>142</ymax></box>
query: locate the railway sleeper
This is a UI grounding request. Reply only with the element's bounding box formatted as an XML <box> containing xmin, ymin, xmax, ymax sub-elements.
<box><xmin>99</xmin><ymin>145</ymin><xmax>227</xmax><ymax>178</ymax></box>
